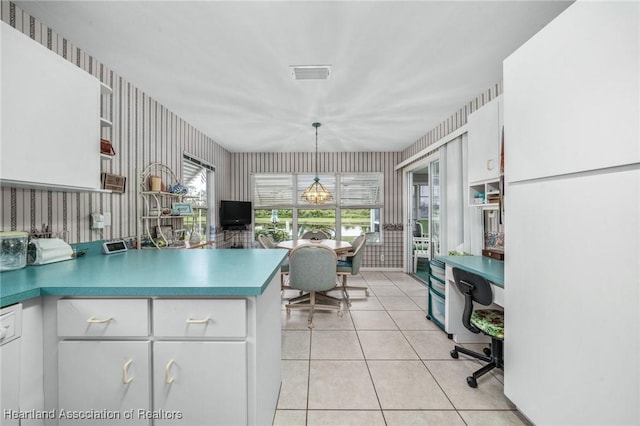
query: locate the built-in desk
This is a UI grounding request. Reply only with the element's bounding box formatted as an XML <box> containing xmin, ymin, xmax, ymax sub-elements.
<box><xmin>435</xmin><ymin>255</ymin><xmax>504</xmax><ymax>343</ymax></box>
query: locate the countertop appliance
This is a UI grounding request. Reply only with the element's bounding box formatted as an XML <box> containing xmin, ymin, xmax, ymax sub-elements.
<box><xmin>27</xmin><ymin>238</ymin><xmax>73</xmax><ymax>265</ymax></box>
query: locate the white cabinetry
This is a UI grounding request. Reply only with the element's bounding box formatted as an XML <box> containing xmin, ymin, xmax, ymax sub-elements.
<box><xmin>467</xmin><ymin>95</ymin><xmax>502</xmax><ymax>185</ymax></box>
<box><xmin>52</xmin><ymin>284</ymin><xmax>281</xmax><ymax>425</ymax></box>
<box><xmin>0</xmin><ymin>304</ymin><xmax>22</xmax><ymax>426</ymax></box>
<box><xmin>0</xmin><ymin>21</ymin><xmax>103</xmax><ymax>192</ymax></box>
<box><xmin>153</xmin><ymin>342</ymin><xmax>247</xmax><ymax>426</ymax></box>
<box><xmin>58</xmin><ymin>341</ymin><xmax>151</xmax><ymax>426</ymax></box>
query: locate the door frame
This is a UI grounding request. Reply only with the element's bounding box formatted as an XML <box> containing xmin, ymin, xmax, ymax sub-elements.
<box><xmin>402</xmin><ymin>152</ymin><xmax>440</xmax><ymax>274</ymax></box>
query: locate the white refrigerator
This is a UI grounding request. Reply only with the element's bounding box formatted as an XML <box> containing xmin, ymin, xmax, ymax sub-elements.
<box><xmin>503</xmin><ymin>2</ymin><xmax>639</xmax><ymax>425</ymax></box>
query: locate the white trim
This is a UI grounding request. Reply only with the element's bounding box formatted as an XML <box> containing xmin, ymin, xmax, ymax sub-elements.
<box><xmin>395</xmin><ymin>124</ymin><xmax>468</xmax><ymax>171</ymax></box>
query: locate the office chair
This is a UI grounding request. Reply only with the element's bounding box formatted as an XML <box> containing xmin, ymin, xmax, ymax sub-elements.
<box><xmin>449</xmin><ymin>267</ymin><xmax>504</xmax><ymax>388</ymax></box>
<box><xmin>285</xmin><ymin>244</ymin><xmax>342</xmax><ymax>328</ymax></box>
<box><xmin>336</xmin><ymin>234</ymin><xmax>370</xmax><ymax>305</ymax></box>
<box><xmin>300</xmin><ymin>229</ymin><xmax>330</xmax><ymax>240</ymax></box>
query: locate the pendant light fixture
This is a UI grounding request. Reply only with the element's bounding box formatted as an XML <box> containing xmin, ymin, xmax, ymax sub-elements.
<box><xmin>301</xmin><ymin>122</ymin><xmax>333</xmax><ymax>204</ymax></box>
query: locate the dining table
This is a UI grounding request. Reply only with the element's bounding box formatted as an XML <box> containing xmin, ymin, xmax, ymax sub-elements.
<box><xmin>276</xmin><ymin>239</ymin><xmax>352</xmax><ymax>254</ymax></box>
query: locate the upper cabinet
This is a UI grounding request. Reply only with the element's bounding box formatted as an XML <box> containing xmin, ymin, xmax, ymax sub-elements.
<box><xmin>467</xmin><ymin>95</ymin><xmax>503</xmax><ymax>185</ymax></box>
<box><xmin>0</xmin><ymin>21</ymin><xmax>103</xmax><ymax>192</ymax></box>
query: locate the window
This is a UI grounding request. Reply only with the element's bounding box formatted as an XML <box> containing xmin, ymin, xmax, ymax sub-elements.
<box><xmin>340</xmin><ymin>173</ymin><xmax>383</xmax><ymax>243</ymax></box>
<box><xmin>254</xmin><ymin>208</ymin><xmax>293</xmax><ymax>242</ymax></box>
<box><xmin>252</xmin><ymin>172</ymin><xmax>383</xmax><ymax>243</ymax></box>
<box><xmin>183</xmin><ymin>154</ymin><xmax>215</xmax><ymax>243</ymax></box>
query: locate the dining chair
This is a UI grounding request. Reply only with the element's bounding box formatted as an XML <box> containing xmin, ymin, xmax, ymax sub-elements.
<box><xmin>257</xmin><ymin>234</ymin><xmax>289</xmax><ymax>290</ymax></box>
<box><xmin>336</xmin><ymin>234</ymin><xmax>369</xmax><ymax>305</ymax></box>
<box><xmin>449</xmin><ymin>267</ymin><xmax>504</xmax><ymax>388</ymax></box>
<box><xmin>412</xmin><ymin>236</ymin><xmax>430</xmax><ymax>273</ymax></box>
<box><xmin>285</xmin><ymin>244</ymin><xmax>342</xmax><ymax>328</ymax></box>
<box><xmin>300</xmin><ymin>229</ymin><xmax>330</xmax><ymax>240</ymax></box>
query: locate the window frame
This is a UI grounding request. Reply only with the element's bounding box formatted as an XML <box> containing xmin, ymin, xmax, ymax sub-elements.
<box><xmin>252</xmin><ymin>172</ymin><xmax>383</xmax><ymax>245</ymax></box>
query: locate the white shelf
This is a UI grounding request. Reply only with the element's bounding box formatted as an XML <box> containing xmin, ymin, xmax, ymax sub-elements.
<box><xmin>100</xmin><ymin>117</ymin><xmax>112</xmax><ymax>128</ymax></box>
<box><xmin>100</xmin><ymin>153</ymin><xmax>113</xmax><ymax>160</ymax></box>
<box><xmin>100</xmin><ymin>82</ymin><xmax>112</xmax><ymax>95</ymax></box>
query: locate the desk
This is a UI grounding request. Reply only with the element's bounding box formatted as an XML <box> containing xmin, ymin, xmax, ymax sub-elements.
<box><xmin>435</xmin><ymin>255</ymin><xmax>504</xmax><ymax>343</ymax></box>
<box><xmin>277</xmin><ymin>239</ymin><xmax>352</xmax><ymax>254</ymax></box>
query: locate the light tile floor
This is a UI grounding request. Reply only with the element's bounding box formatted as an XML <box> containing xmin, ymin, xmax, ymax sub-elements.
<box><xmin>275</xmin><ymin>271</ymin><xmax>531</xmax><ymax>426</ymax></box>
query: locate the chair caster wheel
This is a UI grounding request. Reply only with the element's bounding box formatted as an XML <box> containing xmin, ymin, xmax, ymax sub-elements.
<box><xmin>450</xmin><ymin>350</ymin><xmax>458</xmax><ymax>359</ymax></box>
<box><xmin>466</xmin><ymin>376</ymin><xmax>477</xmax><ymax>388</ymax></box>
<box><xmin>483</xmin><ymin>347</ymin><xmax>491</xmax><ymax>356</ymax></box>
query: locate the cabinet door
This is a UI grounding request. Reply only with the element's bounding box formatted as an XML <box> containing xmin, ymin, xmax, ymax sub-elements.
<box><xmin>467</xmin><ymin>96</ymin><xmax>502</xmax><ymax>184</ymax></box>
<box><xmin>58</xmin><ymin>341</ymin><xmax>150</xmax><ymax>425</ymax></box>
<box><xmin>154</xmin><ymin>341</ymin><xmax>247</xmax><ymax>426</ymax></box>
<box><xmin>1</xmin><ymin>21</ymin><xmax>101</xmax><ymax>191</ymax></box>
<box><xmin>0</xmin><ymin>340</ymin><xmax>20</xmax><ymax>426</ymax></box>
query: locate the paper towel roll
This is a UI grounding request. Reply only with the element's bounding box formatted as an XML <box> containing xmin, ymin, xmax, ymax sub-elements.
<box><xmin>32</xmin><ymin>238</ymin><xmax>73</xmax><ymax>264</ymax></box>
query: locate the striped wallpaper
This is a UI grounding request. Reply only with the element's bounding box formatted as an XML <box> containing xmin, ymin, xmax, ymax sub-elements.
<box><xmin>402</xmin><ymin>83</ymin><xmax>503</xmax><ymax>161</ymax></box>
<box><xmin>1</xmin><ymin>0</ymin><xmax>503</xmax><ymax>269</ymax></box>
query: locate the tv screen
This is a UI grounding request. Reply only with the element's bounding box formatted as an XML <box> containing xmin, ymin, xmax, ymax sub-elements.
<box><xmin>220</xmin><ymin>200</ymin><xmax>252</xmax><ymax>230</ymax></box>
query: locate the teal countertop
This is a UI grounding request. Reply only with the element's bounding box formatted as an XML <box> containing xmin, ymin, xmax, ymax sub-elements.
<box><xmin>435</xmin><ymin>255</ymin><xmax>504</xmax><ymax>287</ymax></box>
<box><xmin>0</xmin><ymin>248</ymin><xmax>289</xmax><ymax>307</ymax></box>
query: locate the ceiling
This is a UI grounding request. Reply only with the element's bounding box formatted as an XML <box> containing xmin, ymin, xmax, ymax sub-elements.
<box><xmin>16</xmin><ymin>1</ymin><xmax>572</xmax><ymax>153</ymax></box>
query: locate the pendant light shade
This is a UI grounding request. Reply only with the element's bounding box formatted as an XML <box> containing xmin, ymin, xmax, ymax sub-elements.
<box><xmin>301</xmin><ymin>122</ymin><xmax>333</xmax><ymax>204</ymax></box>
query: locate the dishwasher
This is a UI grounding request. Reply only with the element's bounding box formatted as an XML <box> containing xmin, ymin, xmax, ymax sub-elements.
<box><xmin>0</xmin><ymin>303</ymin><xmax>22</xmax><ymax>426</ymax></box>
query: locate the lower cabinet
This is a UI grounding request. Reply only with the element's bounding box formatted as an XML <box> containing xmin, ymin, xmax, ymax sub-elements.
<box><xmin>52</xmin><ymin>291</ymin><xmax>281</xmax><ymax>426</ymax></box>
<box><xmin>58</xmin><ymin>341</ymin><xmax>151</xmax><ymax>425</ymax></box>
<box><xmin>153</xmin><ymin>342</ymin><xmax>247</xmax><ymax>426</ymax></box>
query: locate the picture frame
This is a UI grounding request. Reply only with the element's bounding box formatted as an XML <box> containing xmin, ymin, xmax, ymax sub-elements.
<box><xmin>172</xmin><ymin>203</ymin><xmax>193</xmax><ymax>216</ymax></box>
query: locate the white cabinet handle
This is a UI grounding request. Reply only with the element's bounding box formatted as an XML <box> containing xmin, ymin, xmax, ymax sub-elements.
<box><xmin>186</xmin><ymin>317</ymin><xmax>210</xmax><ymax>324</ymax></box>
<box><xmin>87</xmin><ymin>316</ymin><xmax>113</xmax><ymax>323</ymax></box>
<box><xmin>165</xmin><ymin>359</ymin><xmax>175</xmax><ymax>384</ymax></box>
<box><xmin>122</xmin><ymin>359</ymin><xmax>133</xmax><ymax>384</ymax></box>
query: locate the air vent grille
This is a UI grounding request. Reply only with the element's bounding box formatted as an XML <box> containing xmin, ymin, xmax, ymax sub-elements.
<box><xmin>290</xmin><ymin>65</ymin><xmax>331</xmax><ymax>80</ymax></box>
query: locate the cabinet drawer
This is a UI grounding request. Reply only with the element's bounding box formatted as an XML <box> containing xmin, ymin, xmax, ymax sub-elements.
<box><xmin>153</xmin><ymin>299</ymin><xmax>246</xmax><ymax>338</ymax></box>
<box><xmin>57</xmin><ymin>299</ymin><xmax>149</xmax><ymax>337</ymax></box>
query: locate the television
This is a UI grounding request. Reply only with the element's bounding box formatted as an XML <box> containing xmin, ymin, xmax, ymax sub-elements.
<box><xmin>220</xmin><ymin>200</ymin><xmax>252</xmax><ymax>230</ymax></box>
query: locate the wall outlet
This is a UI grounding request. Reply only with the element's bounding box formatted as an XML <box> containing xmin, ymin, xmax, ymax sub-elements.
<box><xmin>103</xmin><ymin>212</ymin><xmax>111</xmax><ymax>227</ymax></box>
<box><xmin>380</xmin><ymin>254</ymin><xmax>385</xmax><ymax>262</ymax></box>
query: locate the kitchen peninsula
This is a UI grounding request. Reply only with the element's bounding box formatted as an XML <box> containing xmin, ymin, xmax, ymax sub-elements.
<box><xmin>0</xmin><ymin>248</ymin><xmax>288</xmax><ymax>426</ymax></box>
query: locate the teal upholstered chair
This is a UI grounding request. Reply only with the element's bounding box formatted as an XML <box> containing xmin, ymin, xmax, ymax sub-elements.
<box><xmin>257</xmin><ymin>234</ymin><xmax>289</xmax><ymax>290</ymax></box>
<box><xmin>449</xmin><ymin>267</ymin><xmax>504</xmax><ymax>388</ymax></box>
<box><xmin>285</xmin><ymin>244</ymin><xmax>341</xmax><ymax>328</ymax></box>
<box><xmin>336</xmin><ymin>234</ymin><xmax>369</xmax><ymax>305</ymax></box>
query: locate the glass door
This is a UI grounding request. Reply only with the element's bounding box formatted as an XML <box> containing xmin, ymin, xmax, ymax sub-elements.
<box><xmin>406</xmin><ymin>155</ymin><xmax>441</xmax><ymax>275</ymax></box>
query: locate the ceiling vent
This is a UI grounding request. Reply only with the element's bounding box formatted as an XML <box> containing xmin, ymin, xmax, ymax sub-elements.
<box><xmin>290</xmin><ymin>65</ymin><xmax>331</xmax><ymax>80</ymax></box>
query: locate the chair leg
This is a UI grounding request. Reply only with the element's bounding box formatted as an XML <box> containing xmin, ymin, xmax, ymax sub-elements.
<box><xmin>451</xmin><ymin>339</ymin><xmax>504</xmax><ymax>388</ymax></box>
<box><xmin>340</xmin><ymin>274</ymin><xmax>370</xmax><ymax>304</ymax></box>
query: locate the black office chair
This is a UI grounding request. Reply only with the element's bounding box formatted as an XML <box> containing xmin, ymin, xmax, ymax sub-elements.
<box><xmin>449</xmin><ymin>267</ymin><xmax>504</xmax><ymax>388</ymax></box>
